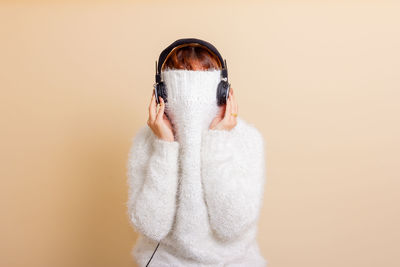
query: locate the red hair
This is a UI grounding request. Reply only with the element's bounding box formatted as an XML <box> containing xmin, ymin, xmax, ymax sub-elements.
<box><xmin>162</xmin><ymin>44</ymin><xmax>222</xmax><ymax>71</ymax></box>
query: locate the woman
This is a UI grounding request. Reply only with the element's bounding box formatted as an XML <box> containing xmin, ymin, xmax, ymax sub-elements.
<box><xmin>126</xmin><ymin>39</ymin><xmax>267</xmax><ymax>266</ymax></box>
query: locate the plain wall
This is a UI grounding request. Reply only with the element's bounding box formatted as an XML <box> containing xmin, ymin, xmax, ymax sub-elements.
<box><xmin>1</xmin><ymin>1</ymin><xmax>399</xmax><ymax>267</ymax></box>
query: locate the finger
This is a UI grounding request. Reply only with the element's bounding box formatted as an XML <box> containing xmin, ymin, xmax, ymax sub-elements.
<box><xmin>209</xmin><ymin>116</ymin><xmax>219</xmax><ymax>130</ymax></box>
<box><xmin>156</xmin><ymin>96</ymin><xmax>165</xmax><ymax>121</ymax></box>
<box><xmin>224</xmin><ymin>92</ymin><xmax>232</xmax><ymax>119</ymax></box>
<box><xmin>229</xmin><ymin>90</ymin><xmax>235</xmax><ymax>118</ymax></box>
<box><xmin>218</xmin><ymin>105</ymin><xmax>225</xmax><ymax>118</ymax></box>
<box><xmin>231</xmin><ymin>88</ymin><xmax>238</xmax><ymax>114</ymax></box>
<box><xmin>163</xmin><ymin>113</ymin><xmax>172</xmax><ymax>128</ymax></box>
<box><xmin>149</xmin><ymin>90</ymin><xmax>157</xmax><ymax>122</ymax></box>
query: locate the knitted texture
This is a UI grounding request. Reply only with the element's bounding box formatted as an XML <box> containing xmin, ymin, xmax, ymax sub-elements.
<box><xmin>126</xmin><ymin>69</ymin><xmax>267</xmax><ymax>266</ymax></box>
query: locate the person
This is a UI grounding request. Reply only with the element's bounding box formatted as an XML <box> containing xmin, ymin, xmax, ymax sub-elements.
<box><xmin>126</xmin><ymin>39</ymin><xmax>267</xmax><ymax>266</ymax></box>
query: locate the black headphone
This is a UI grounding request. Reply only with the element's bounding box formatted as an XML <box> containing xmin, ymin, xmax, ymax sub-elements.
<box><xmin>153</xmin><ymin>38</ymin><xmax>231</xmax><ymax>106</ymax></box>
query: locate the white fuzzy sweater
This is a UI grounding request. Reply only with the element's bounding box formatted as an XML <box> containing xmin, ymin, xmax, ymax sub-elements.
<box><xmin>126</xmin><ymin>117</ymin><xmax>267</xmax><ymax>266</ymax></box>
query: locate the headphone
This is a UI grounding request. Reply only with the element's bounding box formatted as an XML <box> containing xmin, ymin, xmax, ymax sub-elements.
<box><xmin>153</xmin><ymin>38</ymin><xmax>231</xmax><ymax>106</ymax></box>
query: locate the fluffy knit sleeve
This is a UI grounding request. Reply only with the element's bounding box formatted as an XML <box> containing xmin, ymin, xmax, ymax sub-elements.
<box><xmin>201</xmin><ymin>119</ymin><xmax>266</xmax><ymax>242</ymax></box>
<box><xmin>126</xmin><ymin>125</ymin><xmax>180</xmax><ymax>241</ymax></box>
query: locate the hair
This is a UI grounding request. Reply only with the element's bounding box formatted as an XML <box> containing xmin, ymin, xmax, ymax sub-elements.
<box><xmin>162</xmin><ymin>45</ymin><xmax>222</xmax><ymax>71</ymax></box>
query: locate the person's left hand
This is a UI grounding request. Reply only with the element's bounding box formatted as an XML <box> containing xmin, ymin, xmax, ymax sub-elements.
<box><xmin>209</xmin><ymin>87</ymin><xmax>238</xmax><ymax>131</ymax></box>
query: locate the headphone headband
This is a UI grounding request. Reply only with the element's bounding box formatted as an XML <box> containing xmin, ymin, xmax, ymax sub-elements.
<box><xmin>155</xmin><ymin>38</ymin><xmax>228</xmax><ymax>83</ymax></box>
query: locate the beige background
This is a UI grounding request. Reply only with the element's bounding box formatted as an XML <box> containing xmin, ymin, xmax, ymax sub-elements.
<box><xmin>1</xmin><ymin>1</ymin><xmax>399</xmax><ymax>267</ymax></box>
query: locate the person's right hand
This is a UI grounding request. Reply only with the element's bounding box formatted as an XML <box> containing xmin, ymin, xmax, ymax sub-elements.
<box><xmin>147</xmin><ymin>90</ymin><xmax>175</xmax><ymax>142</ymax></box>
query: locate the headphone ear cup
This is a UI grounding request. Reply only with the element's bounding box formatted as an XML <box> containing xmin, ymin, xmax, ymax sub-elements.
<box><xmin>216</xmin><ymin>81</ymin><xmax>230</xmax><ymax>106</ymax></box>
<box><xmin>156</xmin><ymin>82</ymin><xmax>168</xmax><ymax>104</ymax></box>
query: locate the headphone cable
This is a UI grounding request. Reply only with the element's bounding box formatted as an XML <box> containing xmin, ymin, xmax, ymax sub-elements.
<box><xmin>145</xmin><ymin>242</ymin><xmax>160</xmax><ymax>267</ymax></box>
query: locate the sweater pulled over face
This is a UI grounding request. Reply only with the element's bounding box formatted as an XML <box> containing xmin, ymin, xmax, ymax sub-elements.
<box><xmin>126</xmin><ymin>69</ymin><xmax>267</xmax><ymax>266</ymax></box>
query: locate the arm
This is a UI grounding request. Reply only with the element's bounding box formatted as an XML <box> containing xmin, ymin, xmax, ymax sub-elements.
<box><xmin>201</xmin><ymin>121</ymin><xmax>266</xmax><ymax>242</ymax></box>
<box><xmin>126</xmin><ymin>125</ymin><xmax>180</xmax><ymax>241</ymax></box>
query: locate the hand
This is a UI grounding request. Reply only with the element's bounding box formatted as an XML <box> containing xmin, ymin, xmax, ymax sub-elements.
<box><xmin>147</xmin><ymin>90</ymin><xmax>175</xmax><ymax>142</ymax></box>
<box><xmin>209</xmin><ymin>87</ymin><xmax>238</xmax><ymax>131</ymax></box>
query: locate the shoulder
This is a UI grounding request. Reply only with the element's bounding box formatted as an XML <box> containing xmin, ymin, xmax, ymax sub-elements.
<box><xmin>131</xmin><ymin>125</ymin><xmax>153</xmax><ymax>143</ymax></box>
<box><xmin>128</xmin><ymin>125</ymin><xmax>155</xmax><ymax>155</ymax></box>
<box><xmin>233</xmin><ymin>117</ymin><xmax>264</xmax><ymax>148</ymax></box>
<box><xmin>232</xmin><ymin>118</ymin><xmax>266</xmax><ymax>174</ymax></box>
